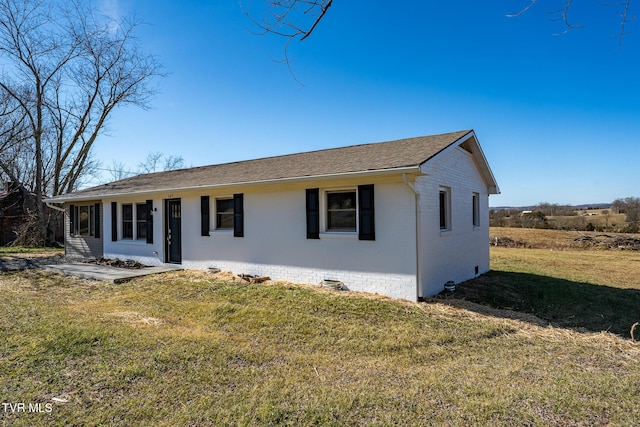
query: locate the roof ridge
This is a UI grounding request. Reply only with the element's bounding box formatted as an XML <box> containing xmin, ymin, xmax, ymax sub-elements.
<box><xmin>135</xmin><ymin>129</ymin><xmax>473</xmax><ymax>178</ymax></box>
<box><xmin>47</xmin><ymin>129</ymin><xmax>478</xmax><ymax>201</ymax></box>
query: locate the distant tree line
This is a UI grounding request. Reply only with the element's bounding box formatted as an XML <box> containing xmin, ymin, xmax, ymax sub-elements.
<box><xmin>490</xmin><ymin>198</ymin><xmax>640</xmax><ymax>233</ymax></box>
<box><xmin>612</xmin><ymin>197</ymin><xmax>640</xmax><ymax>232</ymax></box>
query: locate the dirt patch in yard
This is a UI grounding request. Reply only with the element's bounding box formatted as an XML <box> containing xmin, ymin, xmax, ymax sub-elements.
<box><xmin>571</xmin><ymin>234</ymin><xmax>640</xmax><ymax>250</ymax></box>
<box><xmin>490</xmin><ymin>227</ymin><xmax>640</xmax><ymax>251</ymax></box>
<box><xmin>0</xmin><ymin>253</ymin><xmax>66</xmax><ymax>271</ymax></box>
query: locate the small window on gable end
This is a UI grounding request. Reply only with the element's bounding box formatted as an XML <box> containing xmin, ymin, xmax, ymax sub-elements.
<box><xmin>472</xmin><ymin>192</ymin><xmax>480</xmax><ymax>227</ymax></box>
<box><xmin>439</xmin><ymin>187</ymin><xmax>450</xmax><ymax>231</ymax></box>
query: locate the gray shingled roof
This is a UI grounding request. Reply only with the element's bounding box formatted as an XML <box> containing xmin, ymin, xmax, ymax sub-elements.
<box><xmin>48</xmin><ymin>130</ymin><xmax>477</xmax><ymax>202</ymax></box>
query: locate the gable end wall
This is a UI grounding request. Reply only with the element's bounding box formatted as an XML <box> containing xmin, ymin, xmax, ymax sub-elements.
<box><xmin>417</xmin><ymin>146</ymin><xmax>491</xmax><ymax>296</ymax></box>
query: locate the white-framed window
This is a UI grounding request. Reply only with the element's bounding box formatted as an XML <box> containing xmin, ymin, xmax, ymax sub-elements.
<box><xmin>306</xmin><ymin>185</ymin><xmax>374</xmax><ymax>240</ymax></box>
<box><xmin>439</xmin><ymin>187</ymin><xmax>451</xmax><ymax>231</ymax></box>
<box><xmin>215</xmin><ymin>198</ymin><xmax>234</xmax><ymax>230</ymax></box>
<box><xmin>122</xmin><ymin>203</ymin><xmax>148</xmax><ymax>240</ymax></box>
<box><xmin>472</xmin><ymin>192</ymin><xmax>480</xmax><ymax>227</ymax></box>
<box><xmin>71</xmin><ymin>204</ymin><xmax>97</xmax><ymax>237</ymax></box>
<box><xmin>325</xmin><ymin>190</ymin><xmax>357</xmax><ymax>232</ymax></box>
<box><xmin>201</xmin><ymin>194</ymin><xmax>243</xmax><ymax>237</ymax></box>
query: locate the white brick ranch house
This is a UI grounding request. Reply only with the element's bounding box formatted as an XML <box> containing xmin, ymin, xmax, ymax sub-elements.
<box><xmin>45</xmin><ymin>130</ymin><xmax>499</xmax><ymax>301</ymax></box>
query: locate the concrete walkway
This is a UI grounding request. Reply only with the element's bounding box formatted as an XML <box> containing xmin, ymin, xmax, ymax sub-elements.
<box><xmin>43</xmin><ymin>263</ymin><xmax>179</xmax><ymax>283</ymax></box>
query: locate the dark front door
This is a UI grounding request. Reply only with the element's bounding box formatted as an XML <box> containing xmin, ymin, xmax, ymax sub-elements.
<box><xmin>165</xmin><ymin>199</ymin><xmax>182</xmax><ymax>264</ymax></box>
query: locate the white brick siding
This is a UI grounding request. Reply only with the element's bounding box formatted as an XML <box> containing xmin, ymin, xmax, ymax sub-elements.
<box><xmin>181</xmin><ymin>260</ymin><xmax>416</xmax><ymax>301</ymax></box>
<box><xmin>103</xmin><ymin>181</ymin><xmax>420</xmax><ymax>301</ymax></box>
<box><xmin>417</xmin><ymin>146</ymin><xmax>491</xmax><ymax>297</ymax></box>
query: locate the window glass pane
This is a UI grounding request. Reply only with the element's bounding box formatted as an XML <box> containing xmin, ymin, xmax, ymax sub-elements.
<box><xmin>136</xmin><ymin>203</ymin><xmax>147</xmax><ymax>239</ymax></box>
<box><xmin>79</xmin><ymin>206</ymin><xmax>89</xmax><ymax>236</ymax></box>
<box><xmin>136</xmin><ymin>204</ymin><xmax>147</xmax><ymax>221</ymax></box>
<box><xmin>327</xmin><ymin>191</ymin><xmax>356</xmax><ymax>231</ymax></box>
<box><xmin>328</xmin><ymin>210</ymin><xmax>356</xmax><ymax>230</ymax></box>
<box><xmin>472</xmin><ymin>193</ymin><xmax>480</xmax><ymax>226</ymax></box>
<box><xmin>89</xmin><ymin>205</ymin><xmax>95</xmax><ymax>236</ymax></box>
<box><xmin>216</xmin><ymin>199</ymin><xmax>234</xmax><ymax>229</ymax></box>
<box><xmin>122</xmin><ymin>204</ymin><xmax>133</xmax><ymax>239</ymax></box>
<box><xmin>123</xmin><ymin>222</ymin><xmax>133</xmax><ymax>239</ymax></box>
<box><xmin>122</xmin><ymin>204</ymin><xmax>133</xmax><ymax>220</ymax></box>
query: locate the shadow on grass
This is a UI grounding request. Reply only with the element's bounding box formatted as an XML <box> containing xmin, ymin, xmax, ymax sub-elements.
<box><xmin>435</xmin><ymin>271</ymin><xmax>640</xmax><ymax>340</ymax></box>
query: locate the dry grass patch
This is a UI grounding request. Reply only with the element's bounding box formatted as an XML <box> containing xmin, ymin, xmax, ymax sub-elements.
<box><xmin>452</xmin><ymin>229</ymin><xmax>640</xmax><ymax>339</ymax></box>
<box><xmin>0</xmin><ymin>246</ymin><xmax>63</xmax><ymax>256</ymax></box>
<box><xmin>491</xmin><ymin>246</ymin><xmax>640</xmax><ymax>289</ymax></box>
<box><xmin>2</xmin><ymin>269</ymin><xmax>640</xmax><ymax>425</ymax></box>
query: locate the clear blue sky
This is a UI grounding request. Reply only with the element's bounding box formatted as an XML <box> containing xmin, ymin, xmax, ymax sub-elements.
<box><xmin>92</xmin><ymin>0</ymin><xmax>640</xmax><ymax>207</ymax></box>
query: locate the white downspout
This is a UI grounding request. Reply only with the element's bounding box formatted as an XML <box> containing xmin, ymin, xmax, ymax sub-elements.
<box><xmin>402</xmin><ymin>173</ymin><xmax>422</xmax><ymax>301</ymax></box>
<box><xmin>45</xmin><ymin>201</ymin><xmax>66</xmax><ymax>213</ymax></box>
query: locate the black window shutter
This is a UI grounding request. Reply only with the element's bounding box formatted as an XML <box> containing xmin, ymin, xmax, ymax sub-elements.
<box><xmin>233</xmin><ymin>193</ymin><xmax>244</xmax><ymax>237</ymax></box>
<box><xmin>358</xmin><ymin>184</ymin><xmax>375</xmax><ymax>241</ymax></box>
<box><xmin>306</xmin><ymin>188</ymin><xmax>320</xmax><ymax>239</ymax></box>
<box><xmin>201</xmin><ymin>196</ymin><xmax>210</xmax><ymax>237</ymax></box>
<box><xmin>146</xmin><ymin>200</ymin><xmax>154</xmax><ymax>244</ymax></box>
<box><xmin>69</xmin><ymin>204</ymin><xmax>76</xmax><ymax>236</ymax></box>
<box><xmin>94</xmin><ymin>203</ymin><xmax>101</xmax><ymax>239</ymax></box>
<box><xmin>111</xmin><ymin>202</ymin><xmax>118</xmax><ymax>241</ymax></box>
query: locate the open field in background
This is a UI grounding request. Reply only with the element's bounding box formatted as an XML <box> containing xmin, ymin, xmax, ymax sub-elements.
<box><xmin>490</xmin><ymin>206</ymin><xmax>638</xmax><ymax>233</ymax></box>
<box><xmin>490</xmin><ymin>226</ymin><xmax>640</xmax><ymax>250</ymax></box>
<box><xmin>547</xmin><ymin>210</ymin><xmax>627</xmax><ymax>231</ymax></box>
<box><xmin>2</xmin><ymin>251</ymin><xmax>640</xmax><ymax>425</ymax></box>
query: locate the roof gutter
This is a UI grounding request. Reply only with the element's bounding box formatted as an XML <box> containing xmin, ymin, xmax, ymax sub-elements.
<box><xmin>402</xmin><ymin>172</ymin><xmax>419</xmax><ymax>196</ymax></box>
<box><xmin>45</xmin><ymin>166</ymin><xmax>423</xmax><ymax>203</ymax></box>
<box><xmin>45</xmin><ymin>201</ymin><xmax>66</xmax><ymax>213</ymax></box>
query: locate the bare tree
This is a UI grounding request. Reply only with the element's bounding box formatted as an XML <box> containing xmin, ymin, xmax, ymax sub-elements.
<box><xmin>0</xmin><ymin>0</ymin><xmax>163</xmax><ymax>244</ymax></box>
<box><xmin>610</xmin><ymin>197</ymin><xmax>640</xmax><ymax>232</ymax></box>
<box><xmin>612</xmin><ymin>198</ymin><xmax>626</xmax><ymax>214</ymax></box>
<box><xmin>622</xmin><ymin>197</ymin><xmax>640</xmax><ymax>223</ymax></box>
<box><xmin>104</xmin><ymin>152</ymin><xmax>184</xmax><ymax>181</ymax></box>
<box><xmin>107</xmin><ymin>160</ymin><xmax>130</xmax><ymax>181</ymax></box>
<box><xmin>138</xmin><ymin>152</ymin><xmax>184</xmax><ymax>174</ymax></box>
<box><xmin>509</xmin><ymin>0</ymin><xmax>635</xmax><ymax>45</ymax></box>
<box><xmin>161</xmin><ymin>154</ymin><xmax>185</xmax><ymax>172</ymax></box>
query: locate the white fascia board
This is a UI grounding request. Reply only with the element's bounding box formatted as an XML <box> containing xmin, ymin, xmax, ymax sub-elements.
<box><xmin>423</xmin><ymin>130</ymin><xmax>500</xmax><ymax>195</ymax></box>
<box><xmin>45</xmin><ymin>166</ymin><xmax>423</xmax><ymax>203</ymax></box>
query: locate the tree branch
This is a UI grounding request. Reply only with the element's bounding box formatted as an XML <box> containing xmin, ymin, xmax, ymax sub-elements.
<box><xmin>243</xmin><ymin>0</ymin><xmax>332</xmax><ymax>84</ymax></box>
<box><xmin>509</xmin><ymin>0</ymin><xmax>634</xmax><ymax>42</ymax></box>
